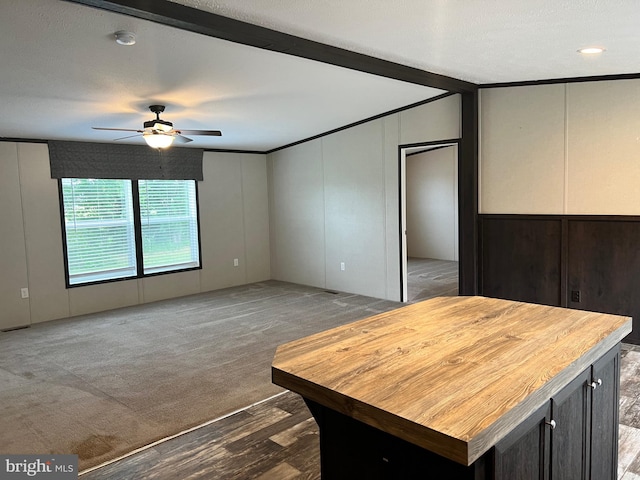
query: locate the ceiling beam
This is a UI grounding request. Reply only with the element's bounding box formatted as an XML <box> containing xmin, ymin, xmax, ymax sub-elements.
<box><xmin>64</xmin><ymin>0</ymin><xmax>477</xmax><ymax>94</ymax></box>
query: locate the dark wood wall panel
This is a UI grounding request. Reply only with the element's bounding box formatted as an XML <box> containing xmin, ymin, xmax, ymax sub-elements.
<box><xmin>480</xmin><ymin>217</ymin><xmax>562</xmax><ymax>306</ymax></box>
<box><xmin>568</xmin><ymin>220</ymin><xmax>640</xmax><ymax>344</ymax></box>
<box><xmin>479</xmin><ymin>215</ymin><xmax>639</xmax><ymax>345</ymax></box>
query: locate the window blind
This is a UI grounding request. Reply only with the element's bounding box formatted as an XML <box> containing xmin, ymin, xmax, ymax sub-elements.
<box><xmin>139</xmin><ymin>180</ymin><xmax>200</xmax><ymax>274</ymax></box>
<box><xmin>61</xmin><ymin>178</ymin><xmax>137</xmax><ymax>285</ymax></box>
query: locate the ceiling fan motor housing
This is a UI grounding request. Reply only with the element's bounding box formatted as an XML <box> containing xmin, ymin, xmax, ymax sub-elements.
<box><xmin>145</xmin><ymin>105</ymin><xmax>173</xmax><ymax>132</ymax></box>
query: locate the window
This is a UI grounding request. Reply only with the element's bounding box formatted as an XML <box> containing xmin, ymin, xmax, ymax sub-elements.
<box><xmin>139</xmin><ymin>180</ymin><xmax>200</xmax><ymax>275</ymax></box>
<box><xmin>61</xmin><ymin>178</ymin><xmax>200</xmax><ymax>286</ymax></box>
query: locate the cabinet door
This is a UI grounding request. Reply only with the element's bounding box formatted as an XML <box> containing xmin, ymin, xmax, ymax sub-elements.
<box><xmin>589</xmin><ymin>346</ymin><xmax>620</xmax><ymax>480</ymax></box>
<box><xmin>550</xmin><ymin>368</ymin><xmax>591</xmax><ymax>480</ymax></box>
<box><xmin>306</xmin><ymin>400</ymin><xmax>484</xmax><ymax>480</ymax></box>
<box><xmin>493</xmin><ymin>402</ymin><xmax>550</xmax><ymax>480</ymax></box>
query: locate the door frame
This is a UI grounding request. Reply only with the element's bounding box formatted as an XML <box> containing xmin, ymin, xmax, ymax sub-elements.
<box><xmin>399</xmin><ymin>140</ymin><xmax>460</xmax><ymax>302</ymax></box>
<box><xmin>396</xmin><ymin>90</ymin><xmax>479</xmax><ymax>302</ymax></box>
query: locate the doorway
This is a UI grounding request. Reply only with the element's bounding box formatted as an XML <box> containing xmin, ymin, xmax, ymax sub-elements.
<box><xmin>400</xmin><ymin>143</ymin><xmax>459</xmax><ymax>302</ymax></box>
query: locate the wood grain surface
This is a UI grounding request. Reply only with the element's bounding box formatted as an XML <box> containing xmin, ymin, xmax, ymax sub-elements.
<box><xmin>272</xmin><ymin>296</ymin><xmax>632</xmax><ymax>465</ymax></box>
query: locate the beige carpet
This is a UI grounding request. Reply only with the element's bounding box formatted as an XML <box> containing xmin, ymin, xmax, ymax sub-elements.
<box><xmin>0</xmin><ymin>281</ymin><xmax>401</xmax><ymax>470</ymax></box>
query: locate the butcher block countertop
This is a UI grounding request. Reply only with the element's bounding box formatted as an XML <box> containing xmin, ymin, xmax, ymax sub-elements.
<box><xmin>272</xmin><ymin>296</ymin><xmax>632</xmax><ymax>466</ymax></box>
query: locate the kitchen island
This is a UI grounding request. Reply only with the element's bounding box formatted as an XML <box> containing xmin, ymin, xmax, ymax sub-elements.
<box><xmin>272</xmin><ymin>296</ymin><xmax>632</xmax><ymax>479</ymax></box>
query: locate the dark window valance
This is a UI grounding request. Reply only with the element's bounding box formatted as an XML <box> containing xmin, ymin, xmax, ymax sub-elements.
<box><xmin>48</xmin><ymin>141</ymin><xmax>203</xmax><ymax>181</ymax></box>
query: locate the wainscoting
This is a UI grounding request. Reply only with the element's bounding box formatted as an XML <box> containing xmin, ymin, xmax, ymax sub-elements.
<box><xmin>480</xmin><ymin>215</ymin><xmax>640</xmax><ymax>344</ymax></box>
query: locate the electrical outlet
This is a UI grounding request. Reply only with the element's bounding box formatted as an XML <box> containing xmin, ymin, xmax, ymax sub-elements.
<box><xmin>233</xmin><ymin>258</ymin><xmax>239</xmax><ymax>267</ymax></box>
<box><xmin>340</xmin><ymin>262</ymin><xmax>345</xmax><ymax>271</ymax></box>
<box><xmin>20</xmin><ymin>288</ymin><xmax>29</xmax><ymax>299</ymax></box>
<box><xmin>571</xmin><ymin>290</ymin><xmax>581</xmax><ymax>303</ymax></box>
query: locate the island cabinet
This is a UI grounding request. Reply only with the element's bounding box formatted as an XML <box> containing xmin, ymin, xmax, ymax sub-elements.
<box><xmin>272</xmin><ymin>296</ymin><xmax>632</xmax><ymax>480</ymax></box>
<box><xmin>494</xmin><ymin>346</ymin><xmax>620</xmax><ymax>480</ymax></box>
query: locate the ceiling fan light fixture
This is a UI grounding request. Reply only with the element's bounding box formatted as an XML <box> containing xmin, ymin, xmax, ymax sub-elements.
<box><xmin>93</xmin><ymin>105</ymin><xmax>221</xmax><ymax>145</ymax></box>
<box><xmin>143</xmin><ymin>132</ymin><xmax>174</xmax><ymax>149</ymax></box>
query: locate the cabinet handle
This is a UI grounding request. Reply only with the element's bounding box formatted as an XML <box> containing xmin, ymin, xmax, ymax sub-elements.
<box><xmin>588</xmin><ymin>378</ymin><xmax>603</xmax><ymax>389</ymax></box>
<box><xmin>546</xmin><ymin>419</ymin><xmax>557</xmax><ymax>430</ymax></box>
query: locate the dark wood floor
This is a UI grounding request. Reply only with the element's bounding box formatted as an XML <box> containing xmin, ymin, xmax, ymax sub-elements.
<box><xmin>81</xmin><ymin>348</ymin><xmax>640</xmax><ymax>479</ymax></box>
<box><xmin>619</xmin><ymin>344</ymin><xmax>640</xmax><ymax>480</ymax></box>
<box><xmin>81</xmin><ymin>391</ymin><xmax>318</xmax><ymax>479</ymax></box>
<box><xmin>79</xmin><ymin>266</ymin><xmax>638</xmax><ymax>479</ymax></box>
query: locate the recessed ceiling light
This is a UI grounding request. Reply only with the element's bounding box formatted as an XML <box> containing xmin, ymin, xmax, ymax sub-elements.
<box><xmin>578</xmin><ymin>47</ymin><xmax>605</xmax><ymax>54</ymax></box>
<box><xmin>114</xmin><ymin>31</ymin><xmax>136</xmax><ymax>46</ymax></box>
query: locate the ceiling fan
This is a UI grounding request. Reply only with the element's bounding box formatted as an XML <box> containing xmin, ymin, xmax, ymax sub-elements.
<box><xmin>93</xmin><ymin>105</ymin><xmax>222</xmax><ymax>148</ymax></box>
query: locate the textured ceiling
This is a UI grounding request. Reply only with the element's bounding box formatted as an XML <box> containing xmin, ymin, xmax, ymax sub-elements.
<box><xmin>0</xmin><ymin>0</ymin><xmax>443</xmax><ymax>151</ymax></box>
<box><xmin>170</xmin><ymin>0</ymin><xmax>640</xmax><ymax>84</ymax></box>
<box><xmin>1</xmin><ymin>0</ymin><xmax>638</xmax><ymax>151</ymax></box>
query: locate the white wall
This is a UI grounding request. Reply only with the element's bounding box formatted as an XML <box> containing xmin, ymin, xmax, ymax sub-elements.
<box><xmin>0</xmin><ymin>143</ymin><xmax>31</xmax><ymax>329</ymax></box>
<box><xmin>199</xmin><ymin>152</ymin><xmax>271</xmax><ymax>292</ymax></box>
<box><xmin>566</xmin><ymin>80</ymin><xmax>640</xmax><ymax>214</ymax></box>
<box><xmin>406</xmin><ymin>146</ymin><xmax>458</xmax><ymax>261</ymax></box>
<box><xmin>268</xmin><ymin>140</ymin><xmax>326</xmax><ymax>287</ymax></box>
<box><xmin>268</xmin><ymin>94</ymin><xmax>461</xmax><ymax>301</ymax></box>
<box><xmin>323</xmin><ymin>121</ymin><xmax>387</xmax><ymax>298</ymax></box>
<box><xmin>0</xmin><ymin>93</ymin><xmax>461</xmax><ymax>328</ymax></box>
<box><xmin>0</xmin><ymin>144</ymin><xmax>270</xmax><ymax>330</ymax></box>
<box><xmin>480</xmin><ymin>79</ymin><xmax>640</xmax><ymax>214</ymax></box>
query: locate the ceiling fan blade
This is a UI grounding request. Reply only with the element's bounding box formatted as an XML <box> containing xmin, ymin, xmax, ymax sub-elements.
<box><xmin>93</xmin><ymin>127</ymin><xmax>143</xmax><ymax>132</ymax></box>
<box><xmin>114</xmin><ymin>134</ymin><xmax>143</xmax><ymax>141</ymax></box>
<box><xmin>174</xmin><ymin>135</ymin><xmax>193</xmax><ymax>144</ymax></box>
<box><xmin>177</xmin><ymin>129</ymin><xmax>222</xmax><ymax>137</ymax></box>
